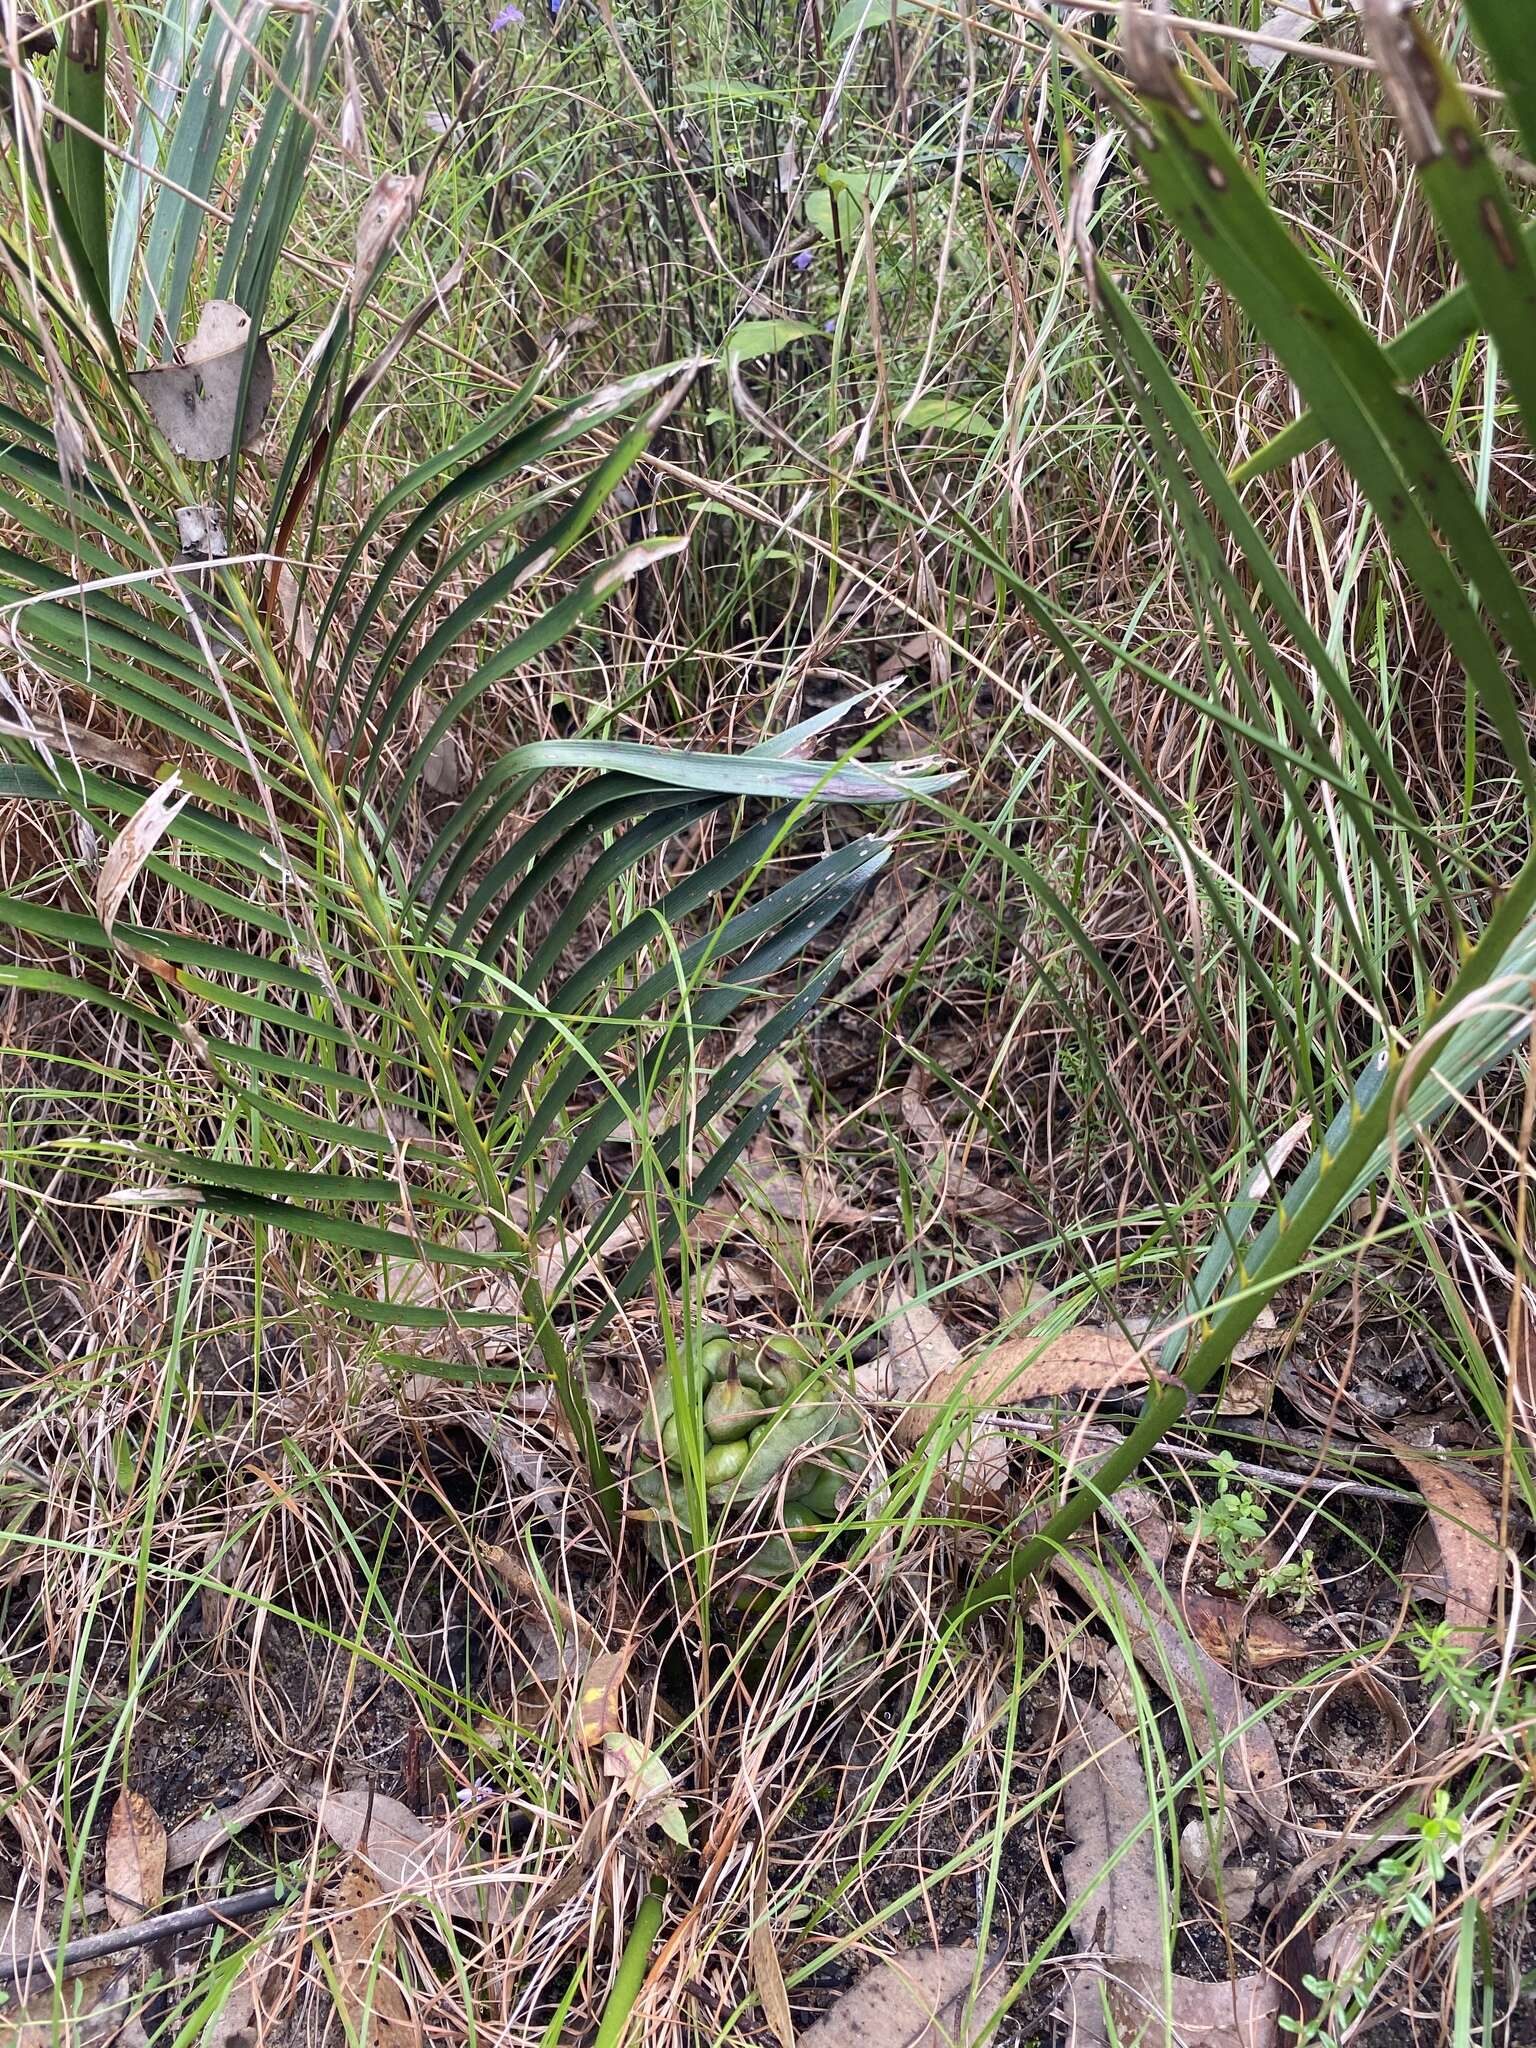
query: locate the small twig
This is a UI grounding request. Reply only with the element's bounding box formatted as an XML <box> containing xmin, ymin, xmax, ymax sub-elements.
<box><xmin>0</xmin><ymin>1882</ymin><xmax>285</xmax><ymax>1992</ymax></box>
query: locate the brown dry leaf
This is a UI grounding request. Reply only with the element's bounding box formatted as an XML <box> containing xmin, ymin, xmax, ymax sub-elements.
<box><xmin>104</xmin><ymin>1789</ymin><xmax>166</xmax><ymax>1927</ymax></box>
<box><xmin>0</xmin><ymin>1963</ymin><xmax>137</xmax><ymax>2047</ymax></box>
<box><xmin>1062</xmin><ymin>1708</ymin><xmax>1162</xmax><ymax>1956</ymax></box>
<box><xmin>841</xmin><ymin>885</ymin><xmax>943</xmax><ymax>1004</ymax></box>
<box><xmin>576</xmin><ymin>1645</ymin><xmax>635</xmax><ymax>1748</ymax></box>
<box><xmin>900</xmin><ymin>1072</ymin><xmax>1040</xmax><ymax>1235</ymax></box>
<box><xmin>741</xmin><ymin>1135</ymin><xmax>868</xmax><ymax>1229</ymax></box>
<box><xmin>167</xmin><ymin>1771</ymin><xmax>291</xmax><ymax>1876</ymax></box>
<box><xmin>313</xmin><ymin>1787</ymin><xmax>432</xmax><ymax>1884</ymax></box>
<box><xmin>329</xmin><ymin>1862</ymin><xmax>420</xmax><ymax>2047</ymax></box>
<box><xmin>1061</xmin><ymin>1706</ymin><xmax>1285</xmax><ymax>2048</ymax></box>
<box><xmin>1096</xmin><ymin>1967</ymin><xmax>1283</xmax><ymax>2046</ymax></box>
<box><xmin>96</xmin><ymin>776</ymin><xmax>189</xmax><ymax>944</ymax></box>
<box><xmin>873</xmin><ymin>1291</ymin><xmax>1009</xmax><ymax>1503</ymax></box>
<box><xmin>128</xmin><ymin>301</ymin><xmax>275</xmax><ymax>460</ymax></box>
<box><xmin>312</xmin><ymin>1786</ymin><xmax>507</xmax><ymax>1927</ymax></box>
<box><xmin>1055</xmin><ymin>1559</ymin><xmax>1289</xmax><ymax>1835</ymax></box>
<box><xmin>751</xmin><ymin>1858</ymin><xmax>795</xmax><ymax>2048</ymax></box>
<box><xmin>1125</xmin><ymin>1602</ymin><xmax>1289</xmax><ymax>1834</ymax></box>
<box><xmin>1396</xmin><ymin>1450</ymin><xmax>1501</xmax><ymax>1650</ymax></box>
<box><xmin>1180</xmin><ymin>1592</ymin><xmax>1309</xmax><ymax>1672</ymax></box>
<box><xmin>936</xmin><ymin>1325</ymin><xmax>1149</xmax><ymax>1411</ymax></box>
<box><xmin>863</xmin><ymin>1290</ymin><xmax>961</xmax><ymax>1407</ymax></box>
<box><xmin>198</xmin><ymin>1955</ymin><xmax>294</xmax><ymax>2048</ymax></box>
<box><xmin>943</xmin><ymin>1309</ymin><xmax>1277</xmax><ymax>1417</ymax></box>
<box><xmin>797</xmin><ymin>1943</ymin><xmax>1007</xmax><ymax>2048</ymax></box>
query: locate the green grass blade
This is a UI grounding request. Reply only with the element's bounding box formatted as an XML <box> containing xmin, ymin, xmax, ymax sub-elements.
<box><xmin>1364</xmin><ymin>0</ymin><xmax>1536</xmax><ymax>451</ymax></box>
<box><xmin>1109</xmin><ymin>35</ymin><xmax>1536</xmax><ymax>802</ymax></box>
<box><xmin>49</xmin><ymin>3</ymin><xmax>110</xmax><ymax>311</ymax></box>
<box><xmin>1460</xmin><ymin>0</ymin><xmax>1536</xmax><ymax>162</ymax></box>
<box><xmin>109</xmin><ymin>0</ymin><xmax>209</xmax><ymax>320</ymax></box>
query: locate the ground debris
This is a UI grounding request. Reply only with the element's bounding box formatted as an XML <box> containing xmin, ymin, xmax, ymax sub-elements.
<box><xmin>796</xmin><ymin>1942</ymin><xmax>1008</xmax><ymax>2048</ymax></box>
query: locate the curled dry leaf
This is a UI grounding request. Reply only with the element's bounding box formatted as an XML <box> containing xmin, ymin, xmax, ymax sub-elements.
<box><xmin>600</xmin><ymin>1730</ymin><xmax>689</xmax><ymax>1848</ymax></box>
<box><xmin>96</xmin><ymin>776</ymin><xmax>189</xmax><ymax>943</ymax></box>
<box><xmin>104</xmin><ymin>1789</ymin><xmax>167</xmax><ymax>1927</ymax></box>
<box><xmin>942</xmin><ymin>1308</ymin><xmax>1277</xmax><ymax>1416</ymax></box>
<box><xmin>329</xmin><ymin>1864</ymin><xmax>421</xmax><ymax>2048</ymax></box>
<box><xmin>1179</xmin><ymin>1591</ymin><xmax>1309</xmax><ymax>1672</ymax></box>
<box><xmin>129</xmin><ymin>301</ymin><xmax>275</xmax><ymax>460</ymax></box>
<box><xmin>351</xmin><ymin>173</ymin><xmax>424</xmax><ymax>308</ymax></box>
<box><xmin>796</xmin><ymin>1943</ymin><xmax>1007</xmax><ymax>2048</ymax></box>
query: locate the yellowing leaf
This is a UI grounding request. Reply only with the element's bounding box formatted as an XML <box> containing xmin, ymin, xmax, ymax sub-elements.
<box><xmin>104</xmin><ymin>1788</ymin><xmax>166</xmax><ymax>1927</ymax></box>
<box><xmin>601</xmin><ymin>1731</ymin><xmax>688</xmax><ymax>1848</ymax></box>
<box><xmin>576</xmin><ymin>1645</ymin><xmax>634</xmax><ymax>1749</ymax></box>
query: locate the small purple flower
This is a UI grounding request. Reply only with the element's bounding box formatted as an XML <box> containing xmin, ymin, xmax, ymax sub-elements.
<box><xmin>490</xmin><ymin>2</ymin><xmax>524</xmax><ymax>25</ymax></box>
<box><xmin>793</xmin><ymin>250</ymin><xmax>814</xmax><ymax>273</ymax></box>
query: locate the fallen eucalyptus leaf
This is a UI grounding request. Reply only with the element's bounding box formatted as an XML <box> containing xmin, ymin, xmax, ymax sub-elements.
<box><xmin>1061</xmin><ymin>1706</ymin><xmax>1286</xmax><ymax>2046</ymax></box>
<box><xmin>1396</xmin><ymin>1449</ymin><xmax>1501</xmax><ymax>1652</ymax></box>
<box><xmin>751</xmin><ymin>1858</ymin><xmax>795</xmax><ymax>2048</ymax></box>
<box><xmin>308</xmin><ymin>1785</ymin><xmax>497</xmax><ymax>1925</ymax></box>
<box><xmin>797</xmin><ymin>1943</ymin><xmax>1007</xmax><ymax>2048</ymax></box>
<box><xmin>328</xmin><ymin>1863</ymin><xmax>420</xmax><ymax>2047</ymax></box>
<box><xmin>104</xmin><ymin>1789</ymin><xmax>166</xmax><ymax>1927</ymax></box>
<box><xmin>129</xmin><ymin>300</ymin><xmax>274</xmax><ymax>460</ymax></box>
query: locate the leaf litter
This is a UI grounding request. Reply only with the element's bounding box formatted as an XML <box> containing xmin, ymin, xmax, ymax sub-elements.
<box><xmin>796</xmin><ymin>1942</ymin><xmax>1009</xmax><ymax>2048</ymax></box>
<box><xmin>128</xmin><ymin>301</ymin><xmax>275</xmax><ymax>461</ymax></box>
<box><xmin>327</xmin><ymin>1862</ymin><xmax>420</xmax><ymax>2048</ymax></box>
<box><xmin>1060</xmin><ymin>1706</ymin><xmax>1287</xmax><ymax>2047</ymax></box>
<box><xmin>103</xmin><ymin>1791</ymin><xmax>166</xmax><ymax>1928</ymax></box>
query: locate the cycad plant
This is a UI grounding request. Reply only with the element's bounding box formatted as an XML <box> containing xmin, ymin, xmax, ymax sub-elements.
<box><xmin>962</xmin><ymin>0</ymin><xmax>1536</xmax><ymax>1612</ymax></box>
<box><xmin>0</xmin><ymin>4</ymin><xmax>946</xmax><ymax>1533</ymax></box>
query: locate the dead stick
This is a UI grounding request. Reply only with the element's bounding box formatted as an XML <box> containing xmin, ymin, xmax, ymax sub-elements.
<box><xmin>0</xmin><ymin>1881</ymin><xmax>285</xmax><ymax>1991</ymax></box>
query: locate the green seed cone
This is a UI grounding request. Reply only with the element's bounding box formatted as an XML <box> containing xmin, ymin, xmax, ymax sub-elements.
<box><xmin>631</xmin><ymin>1324</ymin><xmax>861</xmax><ymax>1588</ymax></box>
